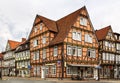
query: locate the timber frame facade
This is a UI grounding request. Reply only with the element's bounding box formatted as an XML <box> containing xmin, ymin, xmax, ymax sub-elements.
<box><xmin>95</xmin><ymin>26</ymin><xmax>120</xmax><ymax>79</ymax></box>
<box><xmin>15</xmin><ymin>40</ymin><xmax>30</xmax><ymax>77</ymax></box>
<box><xmin>114</xmin><ymin>32</ymin><xmax>120</xmax><ymax>79</ymax></box>
<box><xmin>29</xmin><ymin>6</ymin><xmax>99</xmax><ymax>79</ymax></box>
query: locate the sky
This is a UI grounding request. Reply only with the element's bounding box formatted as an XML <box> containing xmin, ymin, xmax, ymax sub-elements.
<box><xmin>0</xmin><ymin>0</ymin><xmax>120</xmax><ymax>52</ymax></box>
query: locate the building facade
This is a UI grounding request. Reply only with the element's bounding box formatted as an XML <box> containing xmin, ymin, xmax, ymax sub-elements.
<box><xmin>0</xmin><ymin>53</ymin><xmax>3</xmax><ymax>74</ymax></box>
<box><xmin>15</xmin><ymin>40</ymin><xmax>30</xmax><ymax>77</ymax></box>
<box><xmin>29</xmin><ymin>6</ymin><xmax>99</xmax><ymax>79</ymax></box>
<box><xmin>95</xmin><ymin>26</ymin><xmax>118</xmax><ymax>79</ymax></box>
<box><xmin>2</xmin><ymin>38</ymin><xmax>25</xmax><ymax>76</ymax></box>
<box><xmin>114</xmin><ymin>32</ymin><xmax>120</xmax><ymax>79</ymax></box>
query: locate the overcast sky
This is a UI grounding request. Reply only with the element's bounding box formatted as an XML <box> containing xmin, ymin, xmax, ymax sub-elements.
<box><xmin>0</xmin><ymin>0</ymin><xmax>120</xmax><ymax>52</ymax></box>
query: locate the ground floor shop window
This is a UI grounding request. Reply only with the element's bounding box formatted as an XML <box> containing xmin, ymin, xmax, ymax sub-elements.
<box><xmin>33</xmin><ymin>66</ymin><xmax>37</xmax><ymax>76</ymax></box>
<box><xmin>46</xmin><ymin>66</ymin><xmax>49</xmax><ymax>75</ymax></box>
<box><xmin>66</xmin><ymin>66</ymin><xmax>71</xmax><ymax>75</ymax></box>
<box><xmin>72</xmin><ymin>67</ymin><xmax>77</xmax><ymax>75</ymax></box>
<box><xmin>37</xmin><ymin>66</ymin><xmax>40</xmax><ymax>76</ymax></box>
<box><xmin>51</xmin><ymin>65</ymin><xmax>56</xmax><ymax>75</ymax></box>
<box><xmin>87</xmin><ymin>68</ymin><xmax>93</xmax><ymax>77</ymax></box>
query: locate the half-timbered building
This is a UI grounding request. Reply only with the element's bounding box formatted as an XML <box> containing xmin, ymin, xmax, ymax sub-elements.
<box><xmin>0</xmin><ymin>53</ymin><xmax>3</xmax><ymax>74</ymax></box>
<box><xmin>15</xmin><ymin>39</ymin><xmax>30</xmax><ymax>77</ymax></box>
<box><xmin>114</xmin><ymin>32</ymin><xmax>120</xmax><ymax>79</ymax></box>
<box><xmin>29</xmin><ymin>6</ymin><xmax>99</xmax><ymax>79</ymax></box>
<box><xmin>2</xmin><ymin>38</ymin><xmax>25</xmax><ymax>76</ymax></box>
<box><xmin>95</xmin><ymin>26</ymin><xmax>117</xmax><ymax>79</ymax></box>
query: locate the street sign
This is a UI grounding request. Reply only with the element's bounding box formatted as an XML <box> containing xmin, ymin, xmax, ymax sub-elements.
<box><xmin>57</xmin><ymin>60</ymin><xmax>61</xmax><ymax>66</ymax></box>
<box><xmin>28</xmin><ymin>65</ymin><xmax>31</xmax><ymax>69</ymax></box>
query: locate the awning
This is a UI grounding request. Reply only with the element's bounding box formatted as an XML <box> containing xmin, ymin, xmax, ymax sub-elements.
<box><xmin>67</xmin><ymin>64</ymin><xmax>95</xmax><ymax>67</ymax></box>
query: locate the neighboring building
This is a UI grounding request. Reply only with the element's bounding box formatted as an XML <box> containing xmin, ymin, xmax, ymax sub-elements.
<box><xmin>15</xmin><ymin>40</ymin><xmax>30</xmax><ymax>77</ymax></box>
<box><xmin>114</xmin><ymin>32</ymin><xmax>120</xmax><ymax>78</ymax></box>
<box><xmin>29</xmin><ymin>6</ymin><xmax>99</xmax><ymax>79</ymax></box>
<box><xmin>2</xmin><ymin>38</ymin><xmax>25</xmax><ymax>76</ymax></box>
<box><xmin>95</xmin><ymin>26</ymin><xmax>117</xmax><ymax>79</ymax></box>
<box><xmin>0</xmin><ymin>53</ymin><xmax>3</xmax><ymax>73</ymax></box>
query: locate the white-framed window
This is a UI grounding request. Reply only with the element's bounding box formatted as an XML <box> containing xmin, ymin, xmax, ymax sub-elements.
<box><xmin>40</xmin><ymin>23</ymin><xmax>42</xmax><ymax>30</ymax></box>
<box><xmin>80</xmin><ymin>17</ymin><xmax>87</xmax><ymax>26</ymax></box>
<box><xmin>72</xmin><ymin>46</ymin><xmax>77</xmax><ymax>56</ymax></box>
<box><xmin>43</xmin><ymin>49</ymin><xmax>46</xmax><ymax>59</ymax></box>
<box><xmin>72</xmin><ymin>32</ymin><xmax>81</xmax><ymax>41</ymax></box>
<box><xmin>117</xmin><ymin>43</ymin><xmax>120</xmax><ymax>50</ymax></box>
<box><xmin>66</xmin><ymin>66</ymin><xmax>71</xmax><ymax>75</ymax></box>
<box><xmin>106</xmin><ymin>53</ymin><xmax>109</xmax><ymax>60</ymax></box>
<box><xmin>33</xmin><ymin>39</ymin><xmax>38</xmax><ymax>47</ymax></box>
<box><xmin>87</xmin><ymin>49</ymin><xmax>96</xmax><ymax>58</ymax></box>
<box><xmin>67</xmin><ymin>45</ymin><xmax>72</xmax><ymax>55</ymax></box>
<box><xmin>33</xmin><ymin>66</ymin><xmax>37</xmax><ymax>75</ymax></box>
<box><xmin>46</xmin><ymin>66</ymin><xmax>49</xmax><ymax>75</ymax></box>
<box><xmin>78</xmin><ymin>47</ymin><xmax>82</xmax><ymax>56</ymax></box>
<box><xmin>51</xmin><ymin>65</ymin><xmax>56</xmax><ymax>74</ymax></box>
<box><xmin>54</xmin><ymin>46</ymin><xmax>58</xmax><ymax>56</ymax></box>
<box><xmin>105</xmin><ymin>41</ymin><xmax>108</xmax><ymax>47</ymax></box>
<box><xmin>34</xmin><ymin>27</ymin><xmax>37</xmax><ymax>33</ymax></box>
<box><xmin>102</xmin><ymin>53</ymin><xmax>105</xmax><ymax>60</ymax></box>
<box><xmin>37</xmin><ymin>66</ymin><xmax>40</xmax><ymax>75</ymax></box>
<box><xmin>42</xmin><ymin>36</ymin><xmax>46</xmax><ymax>44</ymax></box>
<box><xmin>33</xmin><ymin>51</ymin><xmax>39</xmax><ymax>60</ymax></box>
<box><xmin>72</xmin><ymin>32</ymin><xmax>76</xmax><ymax>40</ymax></box>
<box><xmin>77</xmin><ymin>32</ymin><xmax>81</xmax><ymax>41</ymax></box>
<box><xmin>111</xmin><ymin>54</ymin><xmax>114</xmax><ymax>61</ymax></box>
<box><xmin>85</xmin><ymin>34</ymin><xmax>92</xmax><ymax>43</ymax></box>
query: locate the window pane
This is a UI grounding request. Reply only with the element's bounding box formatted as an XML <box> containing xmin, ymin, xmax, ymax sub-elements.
<box><xmin>72</xmin><ymin>32</ymin><xmax>76</xmax><ymax>40</ymax></box>
<box><xmin>40</xmin><ymin>23</ymin><xmax>42</xmax><ymax>30</ymax></box>
<box><xmin>72</xmin><ymin>46</ymin><xmax>77</xmax><ymax>56</ymax></box>
<box><xmin>43</xmin><ymin>49</ymin><xmax>46</xmax><ymax>59</ymax></box>
<box><xmin>42</xmin><ymin>37</ymin><xmax>46</xmax><ymax>44</ymax></box>
<box><xmin>54</xmin><ymin>46</ymin><xmax>58</xmax><ymax>56</ymax></box>
<box><xmin>78</xmin><ymin>47</ymin><xmax>82</xmax><ymax>56</ymax></box>
<box><xmin>77</xmin><ymin>33</ymin><xmax>81</xmax><ymax>41</ymax></box>
<box><xmin>80</xmin><ymin>17</ymin><xmax>87</xmax><ymax>26</ymax></box>
<box><xmin>67</xmin><ymin>45</ymin><xmax>72</xmax><ymax>55</ymax></box>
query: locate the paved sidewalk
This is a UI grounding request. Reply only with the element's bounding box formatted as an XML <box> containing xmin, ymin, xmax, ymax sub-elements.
<box><xmin>2</xmin><ymin>76</ymin><xmax>120</xmax><ymax>83</ymax></box>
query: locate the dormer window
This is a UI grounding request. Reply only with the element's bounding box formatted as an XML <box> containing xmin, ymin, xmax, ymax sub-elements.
<box><xmin>40</xmin><ymin>23</ymin><xmax>42</xmax><ymax>30</ymax></box>
<box><xmin>80</xmin><ymin>17</ymin><xmax>87</xmax><ymax>26</ymax></box>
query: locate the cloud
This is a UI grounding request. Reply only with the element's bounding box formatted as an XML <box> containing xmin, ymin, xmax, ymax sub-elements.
<box><xmin>0</xmin><ymin>0</ymin><xmax>120</xmax><ymax>52</ymax></box>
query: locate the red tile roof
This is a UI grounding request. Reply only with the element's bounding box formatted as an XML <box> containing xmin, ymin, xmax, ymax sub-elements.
<box><xmin>8</xmin><ymin>40</ymin><xmax>21</xmax><ymax>50</ymax></box>
<box><xmin>37</xmin><ymin>15</ymin><xmax>58</xmax><ymax>32</ymax></box>
<box><xmin>95</xmin><ymin>25</ymin><xmax>111</xmax><ymax>41</ymax></box>
<box><xmin>8</xmin><ymin>38</ymin><xmax>26</xmax><ymax>50</ymax></box>
<box><xmin>49</xmin><ymin>6</ymin><xmax>86</xmax><ymax>45</ymax></box>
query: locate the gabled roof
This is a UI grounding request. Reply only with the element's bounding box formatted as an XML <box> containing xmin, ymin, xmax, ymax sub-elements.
<box><xmin>37</xmin><ymin>15</ymin><xmax>58</xmax><ymax>32</ymax></box>
<box><xmin>49</xmin><ymin>6</ymin><xmax>87</xmax><ymax>45</ymax></box>
<box><xmin>95</xmin><ymin>25</ymin><xmax>111</xmax><ymax>41</ymax></box>
<box><xmin>8</xmin><ymin>40</ymin><xmax>21</xmax><ymax>50</ymax></box>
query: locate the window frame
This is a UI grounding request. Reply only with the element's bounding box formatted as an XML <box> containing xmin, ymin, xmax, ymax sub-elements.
<box><xmin>80</xmin><ymin>17</ymin><xmax>87</xmax><ymax>26</ymax></box>
<box><xmin>54</xmin><ymin>46</ymin><xmax>58</xmax><ymax>56</ymax></box>
<box><xmin>67</xmin><ymin>45</ymin><xmax>72</xmax><ymax>55</ymax></box>
<box><xmin>42</xmin><ymin>36</ymin><xmax>46</xmax><ymax>44</ymax></box>
<box><xmin>43</xmin><ymin>49</ymin><xmax>46</xmax><ymax>59</ymax></box>
<box><xmin>40</xmin><ymin>23</ymin><xmax>43</xmax><ymax>30</ymax></box>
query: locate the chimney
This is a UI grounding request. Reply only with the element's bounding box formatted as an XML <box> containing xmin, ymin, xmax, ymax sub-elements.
<box><xmin>22</xmin><ymin>38</ymin><xmax>26</xmax><ymax>42</ymax></box>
